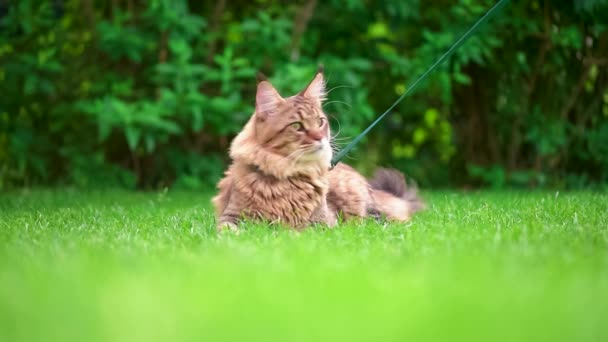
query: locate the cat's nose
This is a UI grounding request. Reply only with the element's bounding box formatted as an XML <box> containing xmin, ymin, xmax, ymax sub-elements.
<box><xmin>307</xmin><ymin>130</ymin><xmax>324</xmax><ymax>141</ymax></box>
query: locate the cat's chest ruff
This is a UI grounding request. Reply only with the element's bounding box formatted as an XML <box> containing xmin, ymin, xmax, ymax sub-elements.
<box><xmin>235</xmin><ymin>165</ymin><xmax>327</xmax><ymax>224</ymax></box>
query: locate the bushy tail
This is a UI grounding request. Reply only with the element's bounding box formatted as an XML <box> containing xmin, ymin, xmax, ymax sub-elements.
<box><xmin>368</xmin><ymin>168</ymin><xmax>424</xmax><ymax>221</ymax></box>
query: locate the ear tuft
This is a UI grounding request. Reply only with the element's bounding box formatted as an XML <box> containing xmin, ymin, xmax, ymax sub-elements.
<box><xmin>301</xmin><ymin>69</ymin><xmax>326</xmax><ymax>102</ymax></box>
<box><xmin>256</xmin><ymin>72</ymin><xmax>268</xmax><ymax>84</ymax></box>
<box><xmin>255</xmin><ymin>81</ymin><xmax>283</xmax><ymax>120</ymax></box>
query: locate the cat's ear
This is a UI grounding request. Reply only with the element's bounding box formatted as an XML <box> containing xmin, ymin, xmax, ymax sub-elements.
<box><xmin>256</xmin><ymin>80</ymin><xmax>283</xmax><ymax>121</ymax></box>
<box><xmin>300</xmin><ymin>66</ymin><xmax>326</xmax><ymax>103</ymax></box>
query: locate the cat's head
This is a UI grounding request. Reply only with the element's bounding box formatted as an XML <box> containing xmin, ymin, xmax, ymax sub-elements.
<box><xmin>231</xmin><ymin>69</ymin><xmax>332</xmax><ymax>175</ymax></box>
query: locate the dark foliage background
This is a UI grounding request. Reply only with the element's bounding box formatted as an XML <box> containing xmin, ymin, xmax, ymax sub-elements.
<box><xmin>1</xmin><ymin>0</ymin><xmax>607</xmax><ymax>190</ymax></box>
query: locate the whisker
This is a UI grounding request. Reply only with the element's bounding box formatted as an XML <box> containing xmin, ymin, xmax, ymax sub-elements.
<box><xmin>330</xmin><ymin>140</ymin><xmax>351</xmax><ymax>150</ymax></box>
<box><xmin>327</xmin><ymin>114</ymin><xmax>342</xmax><ymax>138</ymax></box>
<box><xmin>326</xmin><ymin>85</ymin><xmax>354</xmax><ymax>95</ymax></box>
<box><xmin>280</xmin><ymin>145</ymin><xmax>320</xmax><ymax>163</ymax></box>
<box><xmin>278</xmin><ymin>148</ymin><xmax>307</xmax><ymax>163</ymax></box>
<box><xmin>323</xmin><ymin>100</ymin><xmax>352</xmax><ymax>109</ymax></box>
<box><xmin>330</xmin><ymin>139</ymin><xmax>349</xmax><ymax>146</ymax></box>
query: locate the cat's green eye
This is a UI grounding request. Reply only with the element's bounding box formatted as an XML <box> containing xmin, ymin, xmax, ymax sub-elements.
<box><xmin>317</xmin><ymin>117</ymin><xmax>325</xmax><ymax>127</ymax></box>
<box><xmin>290</xmin><ymin>122</ymin><xmax>305</xmax><ymax>131</ymax></box>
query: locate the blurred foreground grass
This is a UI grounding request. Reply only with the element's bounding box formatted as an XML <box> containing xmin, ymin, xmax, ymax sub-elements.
<box><xmin>1</xmin><ymin>189</ymin><xmax>607</xmax><ymax>342</ymax></box>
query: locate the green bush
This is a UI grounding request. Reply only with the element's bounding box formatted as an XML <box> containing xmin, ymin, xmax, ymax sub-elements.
<box><xmin>1</xmin><ymin>0</ymin><xmax>607</xmax><ymax>189</ymax></box>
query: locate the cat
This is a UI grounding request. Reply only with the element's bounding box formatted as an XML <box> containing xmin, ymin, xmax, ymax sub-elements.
<box><xmin>212</xmin><ymin>68</ymin><xmax>423</xmax><ymax>230</ymax></box>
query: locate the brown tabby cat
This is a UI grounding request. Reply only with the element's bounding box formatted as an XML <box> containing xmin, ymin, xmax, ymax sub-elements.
<box><xmin>212</xmin><ymin>68</ymin><xmax>423</xmax><ymax>230</ymax></box>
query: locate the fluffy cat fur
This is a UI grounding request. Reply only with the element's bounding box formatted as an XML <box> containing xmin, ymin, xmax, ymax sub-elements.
<box><xmin>212</xmin><ymin>68</ymin><xmax>423</xmax><ymax>230</ymax></box>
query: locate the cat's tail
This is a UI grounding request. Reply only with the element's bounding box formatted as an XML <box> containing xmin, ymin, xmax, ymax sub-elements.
<box><xmin>368</xmin><ymin>168</ymin><xmax>425</xmax><ymax>221</ymax></box>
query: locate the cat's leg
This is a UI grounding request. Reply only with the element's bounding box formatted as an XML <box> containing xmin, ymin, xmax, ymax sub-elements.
<box><xmin>213</xmin><ymin>172</ymin><xmax>250</xmax><ymax>232</ymax></box>
<box><xmin>309</xmin><ymin>198</ymin><xmax>337</xmax><ymax>227</ymax></box>
<box><xmin>217</xmin><ymin>203</ymin><xmax>240</xmax><ymax>231</ymax></box>
<box><xmin>212</xmin><ymin>171</ymin><xmax>233</xmax><ymax>218</ymax></box>
<box><xmin>216</xmin><ymin>192</ymin><xmax>245</xmax><ymax>232</ymax></box>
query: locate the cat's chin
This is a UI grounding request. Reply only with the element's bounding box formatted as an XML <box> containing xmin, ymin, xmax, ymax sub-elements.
<box><xmin>295</xmin><ymin>143</ymin><xmax>332</xmax><ymax>167</ymax></box>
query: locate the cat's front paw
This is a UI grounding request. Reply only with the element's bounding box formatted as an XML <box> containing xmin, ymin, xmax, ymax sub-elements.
<box><xmin>217</xmin><ymin>221</ymin><xmax>239</xmax><ymax>234</ymax></box>
<box><xmin>323</xmin><ymin>209</ymin><xmax>338</xmax><ymax>228</ymax></box>
<box><xmin>309</xmin><ymin>213</ymin><xmax>337</xmax><ymax>229</ymax></box>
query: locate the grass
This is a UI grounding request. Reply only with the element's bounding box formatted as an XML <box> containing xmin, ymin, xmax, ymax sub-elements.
<box><xmin>1</xmin><ymin>189</ymin><xmax>607</xmax><ymax>342</ymax></box>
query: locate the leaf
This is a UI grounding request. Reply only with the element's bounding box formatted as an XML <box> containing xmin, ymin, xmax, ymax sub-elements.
<box><xmin>192</xmin><ymin>107</ymin><xmax>204</xmax><ymax>131</ymax></box>
<box><xmin>125</xmin><ymin>126</ymin><xmax>141</xmax><ymax>151</ymax></box>
<box><xmin>424</xmin><ymin>108</ymin><xmax>439</xmax><ymax>127</ymax></box>
<box><xmin>144</xmin><ymin>134</ymin><xmax>156</xmax><ymax>153</ymax></box>
<box><xmin>453</xmin><ymin>72</ymin><xmax>472</xmax><ymax>85</ymax></box>
<box><xmin>168</xmin><ymin>37</ymin><xmax>192</xmax><ymax>60</ymax></box>
<box><xmin>98</xmin><ymin>122</ymin><xmax>112</xmax><ymax>142</ymax></box>
<box><xmin>24</xmin><ymin>75</ymin><xmax>38</xmax><ymax>95</ymax></box>
<box><xmin>156</xmin><ymin>63</ymin><xmax>176</xmax><ymax>75</ymax></box>
<box><xmin>367</xmin><ymin>21</ymin><xmax>392</xmax><ymax>40</ymax></box>
<box><xmin>156</xmin><ymin>119</ymin><xmax>181</xmax><ymax>134</ymax></box>
<box><xmin>413</xmin><ymin>128</ymin><xmax>427</xmax><ymax>145</ymax></box>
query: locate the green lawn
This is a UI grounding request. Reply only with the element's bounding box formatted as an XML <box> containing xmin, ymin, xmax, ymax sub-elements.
<box><xmin>1</xmin><ymin>189</ymin><xmax>607</xmax><ymax>342</ymax></box>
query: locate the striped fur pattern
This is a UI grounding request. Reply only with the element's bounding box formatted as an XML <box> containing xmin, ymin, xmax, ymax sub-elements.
<box><xmin>212</xmin><ymin>70</ymin><xmax>423</xmax><ymax>230</ymax></box>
